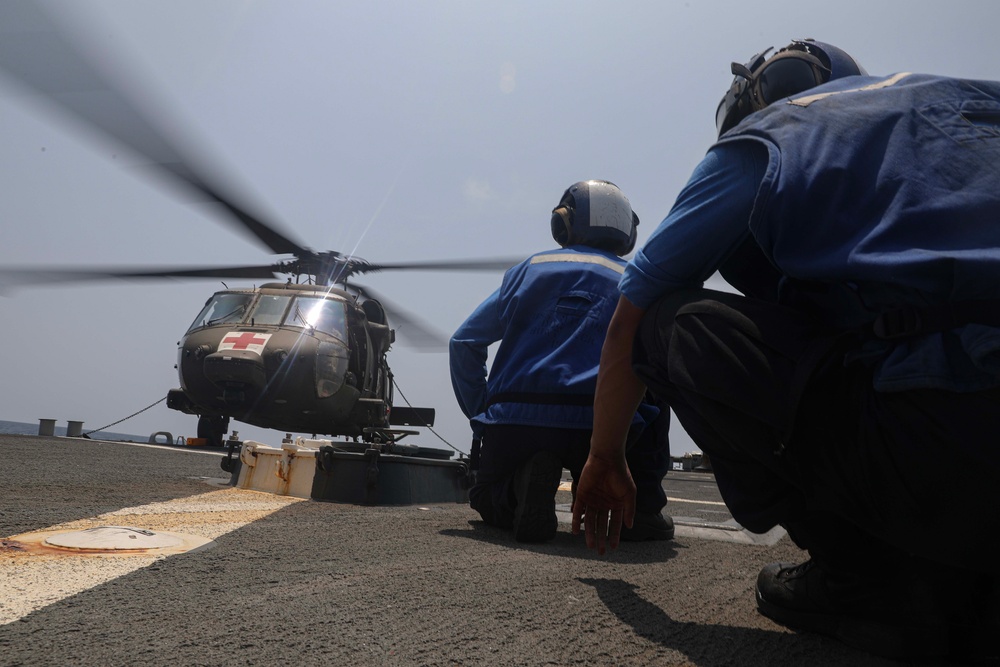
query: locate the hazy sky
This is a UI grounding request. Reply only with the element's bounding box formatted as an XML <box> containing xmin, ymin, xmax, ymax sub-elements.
<box><xmin>2</xmin><ymin>0</ymin><xmax>998</xmax><ymax>455</ymax></box>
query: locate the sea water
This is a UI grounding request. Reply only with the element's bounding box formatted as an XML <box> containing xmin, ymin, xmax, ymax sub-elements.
<box><xmin>0</xmin><ymin>419</ymin><xmax>144</xmax><ymax>441</ymax></box>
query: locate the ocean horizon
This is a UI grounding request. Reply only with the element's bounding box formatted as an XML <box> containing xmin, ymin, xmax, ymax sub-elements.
<box><xmin>0</xmin><ymin>418</ymin><xmax>149</xmax><ymax>443</ymax></box>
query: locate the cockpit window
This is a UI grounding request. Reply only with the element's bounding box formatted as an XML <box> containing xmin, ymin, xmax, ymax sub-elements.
<box><xmin>249</xmin><ymin>295</ymin><xmax>292</xmax><ymax>326</ymax></box>
<box><xmin>287</xmin><ymin>296</ymin><xmax>348</xmax><ymax>341</ymax></box>
<box><xmin>187</xmin><ymin>292</ymin><xmax>253</xmax><ymax>332</ymax></box>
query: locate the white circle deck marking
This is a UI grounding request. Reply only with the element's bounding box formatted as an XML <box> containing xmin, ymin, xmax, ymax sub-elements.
<box><xmin>0</xmin><ymin>488</ymin><xmax>304</xmax><ymax>625</ymax></box>
<box><xmin>43</xmin><ymin>526</ymin><xmax>184</xmax><ymax>551</ymax></box>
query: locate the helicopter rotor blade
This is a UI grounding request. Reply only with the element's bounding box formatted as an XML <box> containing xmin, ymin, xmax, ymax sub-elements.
<box><xmin>110</xmin><ymin>265</ymin><xmax>282</xmax><ymax>280</ymax></box>
<box><xmin>0</xmin><ymin>1</ymin><xmax>310</xmax><ymax>258</ymax></box>
<box><xmin>355</xmin><ymin>257</ymin><xmax>524</xmax><ymax>276</ymax></box>
<box><xmin>352</xmin><ymin>283</ymin><xmax>450</xmax><ymax>352</ymax></box>
<box><xmin>0</xmin><ymin>264</ymin><xmax>282</xmax><ymax>292</ymax></box>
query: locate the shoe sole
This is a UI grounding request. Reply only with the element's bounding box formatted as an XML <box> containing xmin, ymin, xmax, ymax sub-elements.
<box><xmin>756</xmin><ymin>587</ymin><xmax>952</xmax><ymax>660</ymax></box>
<box><xmin>619</xmin><ymin>513</ymin><xmax>675</xmax><ymax>542</ymax></box>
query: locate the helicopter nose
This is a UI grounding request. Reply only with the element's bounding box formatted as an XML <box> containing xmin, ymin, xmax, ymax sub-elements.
<box><xmin>203</xmin><ymin>350</ymin><xmax>267</xmax><ymax>394</ymax></box>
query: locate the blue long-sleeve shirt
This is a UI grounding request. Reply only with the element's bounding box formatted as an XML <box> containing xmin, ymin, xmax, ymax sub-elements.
<box><xmin>451</xmin><ymin>245</ymin><xmax>655</xmax><ymax>432</ymax></box>
<box><xmin>620</xmin><ymin>143</ymin><xmax>765</xmax><ymax>308</ymax></box>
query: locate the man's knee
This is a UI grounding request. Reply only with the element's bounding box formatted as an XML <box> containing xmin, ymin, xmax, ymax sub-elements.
<box><xmin>634</xmin><ymin>288</ymin><xmax>739</xmax><ymax>392</ymax></box>
<box><xmin>635</xmin><ymin>291</ymin><xmax>697</xmax><ymax>373</ymax></box>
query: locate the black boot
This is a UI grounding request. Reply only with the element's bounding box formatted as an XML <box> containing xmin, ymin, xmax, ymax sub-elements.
<box><xmin>756</xmin><ymin>558</ymin><xmax>965</xmax><ymax>661</ymax></box>
<box><xmin>619</xmin><ymin>511</ymin><xmax>675</xmax><ymax>541</ymax></box>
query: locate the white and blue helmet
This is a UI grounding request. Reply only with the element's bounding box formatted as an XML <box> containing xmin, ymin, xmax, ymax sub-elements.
<box><xmin>550</xmin><ymin>180</ymin><xmax>639</xmax><ymax>257</ymax></box>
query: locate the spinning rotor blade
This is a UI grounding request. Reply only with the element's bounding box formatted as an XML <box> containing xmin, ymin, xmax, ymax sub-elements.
<box><xmin>353</xmin><ymin>284</ymin><xmax>450</xmax><ymax>352</ymax></box>
<box><xmin>356</xmin><ymin>257</ymin><xmax>523</xmax><ymax>275</ymax></box>
<box><xmin>108</xmin><ymin>265</ymin><xmax>281</xmax><ymax>280</ymax></box>
<box><xmin>0</xmin><ymin>264</ymin><xmax>280</xmax><ymax>292</ymax></box>
<box><xmin>0</xmin><ymin>1</ymin><xmax>309</xmax><ymax>257</ymax></box>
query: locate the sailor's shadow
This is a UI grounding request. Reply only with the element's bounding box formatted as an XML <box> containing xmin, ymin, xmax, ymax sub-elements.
<box><xmin>440</xmin><ymin>521</ymin><xmax>680</xmax><ymax>564</ymax></box>
<box><xmin>576</xmin><ymin>577</ymin><xmax>876</xmax><ymax>665</ymax></box>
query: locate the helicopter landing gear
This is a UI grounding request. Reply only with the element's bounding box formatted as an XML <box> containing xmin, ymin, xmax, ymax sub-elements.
<box><xmin>197</xmin><ymin>415</ymin><xmax>230</xmax><ymax>448</ymax></box>
<box><xmin>362</xmin><ymin>427</ymin><xmax>417</xmax><ymax>445</ymax></box>
<box><xmin>360</xmin><ymin>427</ymin><xmax>427</xmax><ymax>456</ymax></box>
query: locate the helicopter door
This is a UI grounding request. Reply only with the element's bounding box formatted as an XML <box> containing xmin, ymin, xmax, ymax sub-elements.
<box><xmin>361</xmin><ymin>327</ymin><xmax>378</xmax><ymax>394</ymax></box>
<box><xmin>343</xmin><ymin>308</ymin><xmax>365</xmax><ymax>390</ymax></box>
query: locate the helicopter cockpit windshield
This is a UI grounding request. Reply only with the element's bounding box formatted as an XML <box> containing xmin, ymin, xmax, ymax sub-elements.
<box><xmin>250</xmin><ymin>294</ymin><xmax>291</xmax><ymax>326</ymax></box>
<box><xmin>287</xmin><ymin>296</ymin><xmax>348</xmax><ymax>341</ymax></box>
<box><xmin>188</xmin><ymin>292</ymin><xmax>253</xmax><ymax>332</ymax></box>
<box><xmin>186</xmin><ymin>292</ymin><xmax>348</xmax><ymax>342</ymax></box>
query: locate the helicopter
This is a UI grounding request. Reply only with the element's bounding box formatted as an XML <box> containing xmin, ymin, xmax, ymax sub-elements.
<box><xmin>166</xmin><ymin>265</ymin><xmax>517</xmax><ymax>448</ymax></box>
<box><xmin>0</xmin><ymin>3</ymin><xmax>520</xmax><ymax>448</ymax></box>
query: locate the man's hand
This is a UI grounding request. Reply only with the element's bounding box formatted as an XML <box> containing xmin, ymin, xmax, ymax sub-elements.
<box><xmin>571</xmin><ymin>453</ymin><xmax>636</xmax><ymax>555</ymax></box>
<box><xmin>574</xmin><ymin>295</ymin><xmax>646</xmax><ymax>555</ymax></box>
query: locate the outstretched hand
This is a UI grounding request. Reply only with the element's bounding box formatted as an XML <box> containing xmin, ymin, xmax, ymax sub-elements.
<box><xmin>571</xmin><ymin>453</ymin><xmax>637</xmax><ymax>555</ymax></box>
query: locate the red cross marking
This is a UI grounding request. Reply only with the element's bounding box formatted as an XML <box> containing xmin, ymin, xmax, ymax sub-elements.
<box><xmin>222</xmin><ymin>332</ymin><xmax>268</xmax><ymax>350</ymax></box>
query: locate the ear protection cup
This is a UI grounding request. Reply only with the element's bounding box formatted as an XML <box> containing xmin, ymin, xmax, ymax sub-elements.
<box><xmin>622</xmin><ymin>211</ymin><xmax>639</xmax><ymax>255</ymax></box>
<box><xmin>749</xmin><ymin>48</ymin><xmax>829</xmax><ymax>112</ymax></box>
<box><xmin>550</xmin><ymin>205</ymin><xmax>574</xmax><ymax>246</ymax></box>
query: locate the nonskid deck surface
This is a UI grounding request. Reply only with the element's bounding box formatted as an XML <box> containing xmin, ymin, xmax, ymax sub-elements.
<box><xmin>0</xmin><ymin>434</ymin><xmax>911</xmax><ymax>667</ymax></box>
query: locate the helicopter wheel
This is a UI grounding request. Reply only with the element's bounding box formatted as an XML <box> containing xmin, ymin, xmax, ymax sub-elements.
<box><xmin>197</xmin><ymin>415</ymin><xmax>230</xmax><ymax>448</ymax></box>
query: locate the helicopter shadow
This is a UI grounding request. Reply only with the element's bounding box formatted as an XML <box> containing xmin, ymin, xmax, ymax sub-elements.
<box><xmin>440</xmin><ymin>520</ymin><xmax>680</xmax><ymax>564</ymax></box>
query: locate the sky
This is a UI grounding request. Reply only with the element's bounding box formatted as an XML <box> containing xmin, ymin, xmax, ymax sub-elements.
<box><xmin>1</xmin><ymin>0</ymin><xmax>999</xmax><ymax>457</ymax></box>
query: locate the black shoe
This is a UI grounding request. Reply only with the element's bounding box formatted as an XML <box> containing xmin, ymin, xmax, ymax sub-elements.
<box><xmin>619</xmin><ymin>511</ymin><xmax>674</xmax><ymax>542</ymax></box>
<box><xmin>756</xmin><ymin>559</ymin><xmax>953</xmax><ymax>660</ymax></box>
<box><xmin>511</xmin><ymin>452</ymin><xmax>562</xmax><ymax>543</ymax></box>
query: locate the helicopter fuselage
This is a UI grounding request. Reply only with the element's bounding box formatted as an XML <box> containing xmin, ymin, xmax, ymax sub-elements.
<box><xmin>167</xmin><ymin>282</ymin><xmax>395</xmax><ymax>440</ymax></box>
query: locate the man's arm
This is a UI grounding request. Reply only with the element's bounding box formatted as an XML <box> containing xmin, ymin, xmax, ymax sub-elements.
<box><xmin>571</xmin><ymin>294</ymin><xmax>648</xmax><ymax>554</ymax></box>
<box><xmin>449</xmin><ymin>288</ymin><xmax>504</xmax><ymax>420</ymax></box>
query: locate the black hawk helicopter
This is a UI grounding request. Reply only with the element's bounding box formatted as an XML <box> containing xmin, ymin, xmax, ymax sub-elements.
<box><xmin>0</xmin><ymin>3</ymin><xmax>520</xmax><ymax>448</ymax></box>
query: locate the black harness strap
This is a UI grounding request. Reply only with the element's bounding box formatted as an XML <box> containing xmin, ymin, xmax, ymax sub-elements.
<box><xmin>485</xmin><ymin>392</ymin><xmax>595</xmax><ymax>408</ymax></box>
<box><xmin>469</xmin><ymin>437</ymin><xmax>481</xmax><ymax>473</ymax></box>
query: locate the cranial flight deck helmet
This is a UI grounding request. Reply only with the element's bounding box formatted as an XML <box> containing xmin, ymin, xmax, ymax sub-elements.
<box><xmin>715</xmin><ymin>39</ymin><xmax>867</xmax><ymax>137</ymax></box>
<box><xmin>551</xmin><ymin>180</ymin><xmax>640</xmax><ymax>256</ymax></box>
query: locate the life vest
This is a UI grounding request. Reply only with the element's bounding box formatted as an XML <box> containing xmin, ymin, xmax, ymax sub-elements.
<box><xmin>721</xmin><ymin>73</ymin><xmax>1000</xmax><ymax>391</ymax></box>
